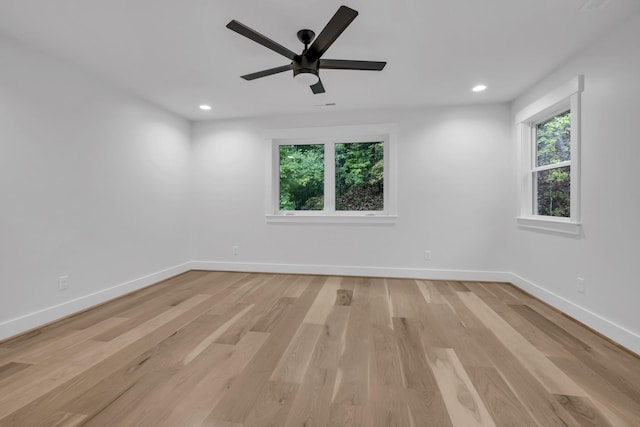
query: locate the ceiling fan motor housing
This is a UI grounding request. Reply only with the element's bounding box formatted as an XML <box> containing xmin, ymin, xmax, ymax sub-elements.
<box><xmin>293</xmin><ymin>55</ymin><xmax>319</xmax><ymax>79</ymax></box>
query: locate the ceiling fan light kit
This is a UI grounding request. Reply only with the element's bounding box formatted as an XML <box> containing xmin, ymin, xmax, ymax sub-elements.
<box><xmin>226</xmin><ymin>5</ymin><xmax>386</xmax><ymax>94</ymax></box>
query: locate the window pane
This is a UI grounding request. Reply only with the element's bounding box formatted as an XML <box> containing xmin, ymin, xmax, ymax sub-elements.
<box><xmin>335</xmin><ymin>141</ymin><xmax>384</xmax><ymax>211</ymax></box>
<box><xmin>279</xmin><ymin>144</ymin><xmax>324</xmax><ymax>210</ymax></box>
<box><xmin>536</xmin><ymin>166</ymin><xmax>570</xmax><ymax>217</ymax></box>
<box><xmin>536</xmin><ymin>110</ymin><xmax>571</xmax><ymax>167</ymax></box>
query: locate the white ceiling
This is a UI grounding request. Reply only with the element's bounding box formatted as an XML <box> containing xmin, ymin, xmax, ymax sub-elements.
<box><xmin>0</xmin><ymin>0</ymin><xmax>638</xmax><ymax>121</ymax></box>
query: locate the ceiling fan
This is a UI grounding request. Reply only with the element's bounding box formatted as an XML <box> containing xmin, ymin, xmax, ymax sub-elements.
<box><xmin>226</xmin><ymin>5</ymin><xmax>386</xmax><ymax>94</ymax></box>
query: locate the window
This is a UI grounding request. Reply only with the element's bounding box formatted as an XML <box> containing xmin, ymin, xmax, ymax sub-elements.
<box><xmin>266</xmin><ymin>124</ymin><xmax>397</xmax><ymax>223</ymax></box>
<box><xmin>515</xmin><ymin>76</ymin><xmax>583</xmax><ymax>234</ymax></box>
<box><xmin>534</xmin><ymin>110</ymin><xmax>571</xmax><ymax>218</ymax></box>
<box><xmin>279</xmin><ymin>144</ymin><xmax>325</xmax><ymax>211</ymax></box>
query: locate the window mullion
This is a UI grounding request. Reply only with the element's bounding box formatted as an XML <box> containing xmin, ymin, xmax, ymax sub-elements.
<box><xmin>324</xmin><ymin>141</ymin><xmax>336</xmax><ymax>212</ymax></box>
<box><xmin>532</xmin><ymin>160</ymin><xmax>571</xmax><ymax>173</ymax></box>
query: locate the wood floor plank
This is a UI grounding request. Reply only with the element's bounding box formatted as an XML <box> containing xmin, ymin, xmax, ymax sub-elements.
<box><xmin>303</xmin><ymin>276</ymin><xmax>342</xmax><ymax>325</ymax></box>
<box><xmin>243</xmin><ymin>381</ymin><xmax>299</xmax><ymax>427</ymax></box>
<box><xmin>213</xmin><ymin>276</ymin><xmax>289</xmax><ymax>345</ymax></box>
<box><xmin>392</xmin><ymin>316</ymin><xmax>452</xmax><ymax>425</ymax></box>
<box><xmin>317</xmin><ymin>306</ymin><xmax>350</xmax><ymax>371</ymax></box>
<box><xmin>437</xmin><ymin>294</ymin><xmax>495</xmax><ymax>368</ymax></box>
<box><xmin>509</xmin><ymin>304</ymin><xmax>592</xmax><ymax>352</ymax></box>
<box><xmin>0</xmin><ymin>362</ymin><xmax>31</xmax><ymax>382</ymax></box>
<box><xmin>0</xmin><ymin>293</ymin><xmax>210</xmax><ymax>417</ymax></box>
<box><xmin>405</xmin><ymin>388</ymin><xmax>452</xmax><ymax>427</ymax></box>
<box><xmin>331</xmin><ymin>279</ymin><xmax>371</xmax><ymax>407</ymax></box>
<box><xmin>283</xmin><ymin>367</ymin><xmax>337</xmax><ymax>427</ymax></box>
<box><xmin>281</xmin><ymin>274</ymin><xmax>313</xmax><ymax>298</ymax></box>
<box><xmin>458</xmin><ymin>291</ymin><xmax>587</xmax><ymax>396</ymax></box>
<box><xmin>283</xmin><ymin>306</ymin><xmax>349</xmax><ymax>427</ymax></box>
<box><xmin>418</xmin><ymin>280</ymin><xmax>448</xmax><ymax>304</ymax></box>
<box><xmin>369</xmin><ymin>320</ymin><xmax>410</xmax><ymax>427</ymax></box>
<box><xmin>447</xmin><ymin>281</ymin><xmax>471</xmax><ymax>292</ymax></box>
<box><xmin>0</xmin><ymin>272</ymin><xmax>638</xmax><ymax>426</ymax></box>
<box><xmin>426</xmin><ymin>347</ymin><xmax>496</xmax><ymax>427</ymax></box>
<box><xmin>549</xmin><ymin>355</ymin><xmax>640</xmax><ymax>426</ymax></box>
<box><xmin>16</xmin><ymin>317</ymin><xmax>129</xmax><ymax>364</ymax></box>
<box><xmin>555</xmin><ymin>394</ymin><xmax>614</xmax><ymax>427</ymax></box>
<box><xmin>464</xmin><ymin>366</ymin><xmax>538</xmax><ymax>427</ymax></box>
<box><xmin>499</xmin><ymin>305</ymin><xmax>571</xmax><ymax>358</ymax></box>
<box><xmin>47</xmin><ymin>271</ymin><xmax>208</xmax><ymax>331</ymax></box>
<box><xmin>61</xmin><ymin>311</ymin><xmax>236</xmax><ymax>419</ymax></box>
<box><xmin>185</xmin><ymin>303</ymin><xmax>254</xmax><ymax>364</ymax></box>
<box><xmin>0</xmin><ymin>293</ymin><xmax>218</xmax><ymax>426</ymax></box>
<box><xmin>162</xmin><ymin>331</ymin><xmax>269</xmax><ymax>426</ymax></box>
<box><xmin>368</xmin><ymin>278</ymin><xmax>392</xmax><ymax>328</ymax></box>
<box><xmin>513</xmin><ymin>303</ymin><xmax>640</xmax><ymax>404</ymax></box>
<box><xmin>205</xmin><ymin>277</ymin><xmax>324</xmax><ymax>424</ymax></box>
<box><xmin>41</xmin><ymin>411</ymin><xmax>88</xmax><ymax>427</ymax></box>
<box><xmin>270</xmin><ymin>323</ymin><xmax>323</xmax><ymax>384</ymax></box>
<box><xmin>250</xmin><ymin>296</ymin><xmax>295</xmax><ymax>333</ymax></box>
<box><xmin>387</xmin><ymin>278</ymin><xmax>425</xmax><ymax>319</ymax></box>
<box><xmin>467</xmin><ymin>325</ymin><xmax>580</xmax><ymax>427</ymax></box>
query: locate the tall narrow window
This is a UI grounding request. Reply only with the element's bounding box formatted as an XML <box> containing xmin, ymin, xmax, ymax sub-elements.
<box><xmin>533</xmin><ymin>110</ymin><xmax>571</xmax><ymax>217</ymax></box>
<box><xmin>515</xmin><ymin>76</ymin><xmax>582</xmax><ymax>234</ymax></box>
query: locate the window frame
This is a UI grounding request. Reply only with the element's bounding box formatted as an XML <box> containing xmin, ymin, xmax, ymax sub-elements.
<box><xmin>265</xmin><ymin>124</ymin><xmax>397</xmax><ymax>224</ymax></box>
<box><xmin>515</xmin><ymin>76</ymin><xmax>583</xmax><ymax>235</ymax></box>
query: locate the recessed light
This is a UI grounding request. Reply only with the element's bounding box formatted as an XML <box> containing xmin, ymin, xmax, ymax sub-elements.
<box><xmin>199</xmin><ymin>104</ymin><xmax>212</xmax><ymax>111</ymax></box>
<box><xmin>472</xmin><ymin>84</ymin><xmax>487</xmax><ymax>92</ymax></box>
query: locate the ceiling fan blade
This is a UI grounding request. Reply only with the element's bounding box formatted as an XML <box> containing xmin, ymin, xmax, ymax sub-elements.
<box><xmin>307</xmin><ymin>6</ymin><xmax>358</xmax><ymax>60</ymax></box>
<box><xmin>227</xmin><ymin>20</ymin><xmax>298</xmax><ymax>60</ymax></box>
<box><xmin>320</xmin><ymin>59</ymin><xmax>386</xmax><ymax>71</ymax></box>
<box><xmin>310</xmin><ymin>79</ymin><xmax>325</xmax><ymax>94</ymax></box>
<box><xmin>241</xmin><ymin>64</ymin><xmax>293</xmax><ymax>81</ymax></box>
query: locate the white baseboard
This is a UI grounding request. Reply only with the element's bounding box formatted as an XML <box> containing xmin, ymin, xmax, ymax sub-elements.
<box><xmin>0</xmin><ymin>262</ymin><xmax>192</xmax><ymax>342</ymax></box>
<box><xmin>508</xmin><ymin>272</ymin><xmax>640</xmax><ymax>356</ymax></box>
<box><xmin>189</xmin><ymin>260</ymin><xmax>513</xmax><ymax>283</ymax></box>
<box><xmin>3</xmin><ymin>260</ymin><xmax>637</xmax><ymax>357</ymax></box>
<box><xmin>193</xmin><ymin>261</ymin><xmax>639</xmax><ymax>355</ymax></box>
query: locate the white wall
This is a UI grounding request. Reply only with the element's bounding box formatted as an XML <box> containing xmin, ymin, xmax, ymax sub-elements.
<box><xmin>2</xmin><ymin>12</ymin><xmax>638</xmax><ymax>355</ymax></box>
<box><xmin>0</xmin><ymin>34</ymin><xmax>192</xmax><ymax>339</ymax></box>
<box><xmin>508</xmin><ymin>13</ymin><xmax>640</xmax><ymax>352</ymax></box>
<box><xmin>190</xmin><ymin>105</ymin><xmax>512</xmax><ymax>279</ymax></box>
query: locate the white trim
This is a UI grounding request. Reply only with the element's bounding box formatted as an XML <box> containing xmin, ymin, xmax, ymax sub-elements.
<box><xmin>191</xmin><ymin>260</ymin><xmax>512</xmax><ymax>282</ymax></box>
<box><xmin>532</xmin><ymin>160</ymin><xmax>571</xmax><ymax>173</ymax></box>
<box><xmin>264</xmin><ymin>123</ymin><xmax>397</xmax><ymax>140</ymax></box>
<box><xmin>516</xmin><ymin>76</ymin><xmax>583</xmax><ymax>231</ymax></box>
<box><xmin>509</xmin><ymin>273</ymin><xmax>640</xmax><ymax>356</ymax></box>
<box><xmin>2</xmin><ymin>261</ymin><xmax>637</xmax><ymax>356</ymax></box>
<box><xmin>515</xmin><ymin>76</ymin><xmax>584</xmax><ymax>124</ymax></box>
<box><xmin>265</xmin><ymin>123</ymin><xmax>398</xmax><ymax>221</ymax></box>
<box><xmin>516</xmin><ymin>216</ymin><xmax>581</xmax><ymax>235</ymax></box>
<box><xmin>266</xmin><ymin>214</ymin><xmax>398</xmax><ymax>224</ymax></box>
<box><xmin>0</xmin><ymin>262</ymin><xmax>192</xmax><ymax>341</ymax></box>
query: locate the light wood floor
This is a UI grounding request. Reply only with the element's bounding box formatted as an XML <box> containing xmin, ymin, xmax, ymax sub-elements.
<box><xmin>0</xmin><ymin>272</ymin><xmax>639</xmax><ymax>426</ymax></box>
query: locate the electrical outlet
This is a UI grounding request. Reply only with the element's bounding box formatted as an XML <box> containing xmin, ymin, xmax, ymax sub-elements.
<box><xmin>577</xmin><ymin>277</ymin><xmax>586</xmax><ymax>294</ymax></box>
<box><xmin>233</xmin><ymin>245</ymin><xmax>240</xmax><ymax>255</ymax></box>
<box><xmin>58</xmin><ymin>275</ymin><xmax>69</xmax><ymax>291</ymax></box>
<box><xmin>424</xmin><ymin>250</ymin><xmax>432</xmax><ymax>261</ymax></box>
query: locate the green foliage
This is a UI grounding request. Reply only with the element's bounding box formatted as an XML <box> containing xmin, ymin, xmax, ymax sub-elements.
<box><xmin>535</xmin><ymin>111</ymin><xmax>571</xmax><ymax>217</ymax></box>
<box><xmin>278</xmin><ymin>141</ymin><xmax>384</xmax><ymax>211</ymax></box>
<box><xmin>279</xmin><ymin>145</ymin><xmax>324</xmax><ymax>210</ymax></box>
<box><xmin>537</xmin><ymin>166</ymin><xmax>571</xmax><ymax>217</ymax></box>
<box><xmin>335</xmin><ymin>142</ymin><xmax>384</xmax><ymax>211</ymax></box>
<box><xmin>536</xmin><ymin>111</ymin><xmax>570</xmax><ymax>166</ymax></box>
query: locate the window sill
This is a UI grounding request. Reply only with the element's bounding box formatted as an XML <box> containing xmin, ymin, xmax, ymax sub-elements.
<box><xmin>516</xmin><ymin>216</ymin><xmax>581</xmax><ymax>235</ymax></box>
<box><xmin>266</xmin><ymin>214</ymin><xmax>398</xmax><ymax>225</ymax></box>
